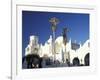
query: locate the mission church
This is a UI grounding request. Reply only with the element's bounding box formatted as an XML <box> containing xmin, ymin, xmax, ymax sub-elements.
<box><xmin>25</xmin><ymin>35</ymin><xmax>90</xmax><ymax>66</ymax></box>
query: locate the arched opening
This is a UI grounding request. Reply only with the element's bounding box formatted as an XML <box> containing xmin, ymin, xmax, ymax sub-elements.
<box><xmin>73</xmin><ymin>57</ymin><xmax>80</xmax><ymax>66</ymax></box>
<box><xmin>84</xmin><ymin>53</ymin><xmax>90</xmax><ymax>66</ymax></box>
<box><xmin>22</xmin><ymin>54</ymin><xmax>42</xmax><ymax>68</ymax></box>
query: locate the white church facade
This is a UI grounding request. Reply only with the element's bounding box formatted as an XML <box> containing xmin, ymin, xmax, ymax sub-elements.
<box><xmin>25</xmin><ymin>35</ymin><xmax>90</xmax><ymax>66</ymax></box>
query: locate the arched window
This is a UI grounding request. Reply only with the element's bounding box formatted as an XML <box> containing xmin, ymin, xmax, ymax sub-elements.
<box><xmin>84</xmin><ymin>53</ymin><xmax>90</xmax><ymax>66</ymax></box>
<box><xmin>73</xmin><ymin>57</ymin><xmax>80</xmax><ymax>66</ymax></box>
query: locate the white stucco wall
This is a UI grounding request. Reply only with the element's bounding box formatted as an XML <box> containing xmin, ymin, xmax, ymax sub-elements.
<box><xmin>25</xmin><ymin>35</ymin><xmax>90</xmax><ymax>65</ymax></box>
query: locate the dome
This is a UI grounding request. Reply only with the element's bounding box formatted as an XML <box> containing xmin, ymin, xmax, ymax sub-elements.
<box><xmin>55</xmin><ymin>36</ymin><xmax>63</xmax><ymax>53</ymax></box>
<box><xmin>55</xmin><ymin>36</ymin><xmax>63</xmax><ymax>44</ymax></box>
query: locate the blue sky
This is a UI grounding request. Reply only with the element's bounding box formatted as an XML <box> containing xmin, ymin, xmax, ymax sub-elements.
<box><xmin>22</xmin><ymin>11</ymin><xmax>89</xmax><ymax>57</ymax></box>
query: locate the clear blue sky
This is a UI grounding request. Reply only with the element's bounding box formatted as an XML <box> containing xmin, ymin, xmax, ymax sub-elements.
<box><xmin>22</xmin><ymin>11</ymin><xmax>89</xmax><ymax>57</ymax></box>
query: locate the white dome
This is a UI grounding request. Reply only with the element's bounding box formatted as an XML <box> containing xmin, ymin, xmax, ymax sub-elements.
<box><xmin>55</xmin><ymin>36</ymin><xmax>63</xmax><ymax>44</ymax></box>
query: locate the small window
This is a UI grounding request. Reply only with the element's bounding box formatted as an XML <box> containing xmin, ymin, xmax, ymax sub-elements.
<box><xmin>88</xmin><ymin>42</ymin><xmax>90</xmax><ymax>47</ymax></box>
